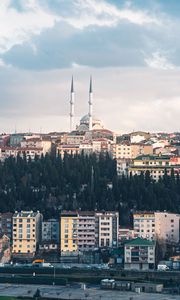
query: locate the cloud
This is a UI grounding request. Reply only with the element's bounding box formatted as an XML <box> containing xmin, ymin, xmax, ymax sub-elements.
<box><xmin>64</xmin><ymin>0</ymin><xmax>160</xmax><ymax>29</ymax></box>
<box><xmin>0</xmin><ymin>0</ymin><xmax>59</xmax><ymax>54</ymax></box>
<box><xmin>144</xmin><ymin>51</ymin><xmax>175</xmax><ymax>70</ymax></box>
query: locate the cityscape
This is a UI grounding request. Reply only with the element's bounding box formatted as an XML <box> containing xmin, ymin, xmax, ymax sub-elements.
<box><xmin>1</xmin><ymin>0</ymin><xmax>180</xmax><ymax>299</ymax></box>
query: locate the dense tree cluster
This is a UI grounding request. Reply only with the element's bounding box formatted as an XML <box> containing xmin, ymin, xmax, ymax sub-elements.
<box><xmin>0</xmin><ymin>153</ymin><xmax>180</xmax><ymax>225</ymax></box>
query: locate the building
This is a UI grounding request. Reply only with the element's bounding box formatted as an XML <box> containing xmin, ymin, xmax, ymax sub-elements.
<box><xmin>20</xmin><ymin>137</ymin><xmax>52</xmax><ymax>155</ymax></box>
<box><xmin>155</xmin><ymin>212</ymin><xmax>180</xmax><ymax>244</ymax></box>
<box><xmin>0</xmin><ymin>234</ymin><xmax>11</xmax><ymax>263</ymax></box>
<box><xmin>118</xmin><ymin>228</ymin><xmax>135</xmax><ymax>243</ymax></box>
<box><xmin>111</xmin><ymin>143</ymin><xmax>153</xmax><ymax>160</ymax></box>
<box><xmin>133</xmin><ymin>212</ymin><xmax>155</xmax><ymax>240</ymax></box>
<box><xmin>0</xmin><ymin>212</ymin><xmax>13</xmax><ymax>240</ymax></box>
<box><xmin>95</xmin><ymin>211</ymin><xmax>119</xmax><ymax>248</ymax></box>
<box><xmin>129</xmin><ymin>155</ymin><xmax>180</xmax><ymax>181</ymax></box>
<box><xmin>56</xmin><ymin>144</ymin><xmax>80</xmax><ymax>158</ymax></box>
<box><xmin>12</xmin><ymin>211</ymin><xmax>42</xmax><ymax>255</ymax></box>
<box><xmin>0</xmin><ymin>147</ymin><xmax>43</xmax><ymax>161</ymax></box>
<box><xmin>78</xmin><ymin>211</ymin><xmax>96</xmax><ymax>251</ymax></box>
<box><xmin>124</xmin><ymin>237</ymin><xmax>155</xmax><ymax>270</ymax></box>
<box><xmin>42</xmin><ymin>219</ymin><xmax>59</xmax><ymax>244</ymax></box>
<box><xmin>60</xmin><ymin>211</ymin><xmax>78</xmax><ymax>254</ymax></box>
<box><xmin>60</xmin><ymin>211</ymin><xmax>119</xmax><ymax>254</ymax></box>
<box><xmin>133</xmin><ymin>211</ymin><xmax>180</xmax><ymax>244</ymax></box>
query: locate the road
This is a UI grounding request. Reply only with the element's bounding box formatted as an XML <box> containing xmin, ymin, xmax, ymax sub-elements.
<box><xmin>0</xmin><ymin>283</ymin><xmax>178</xmax><ymax>300</ymax></box>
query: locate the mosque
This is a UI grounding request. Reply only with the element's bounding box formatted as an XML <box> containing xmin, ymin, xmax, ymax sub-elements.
<box><xmin>69</xmin><ymin>77</ymin><xmax>104</xmax><ymax>133</ymax></box>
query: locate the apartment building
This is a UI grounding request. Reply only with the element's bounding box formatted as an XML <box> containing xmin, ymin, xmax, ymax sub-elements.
<box><xmin>124</xmin><ymin>238</ymin><xmax>155</xmax><ymax>270</ymax></box>
<box><xmin>129</xmin><ymin>155</ymin><xmax>180</xmax><ymax>181</ymax></box>
<box><xmin>0</xmin><ymin>147</ymin><xmax>43</xmax><ymax>161</ymax></box>
<box><xmin>60</xmin><ymin>211</ymin><xmax>78</xmax><ymax>254</ymax></box>
<box><xmin>111</xmin><ymin>143</ymin><xmax>153</xmax><ymax>160</ymax></box>
<box><xmin>155</xmin><ymin>212</ymin><xmax>180</xmax><ymax>243</ymax></box>
<box><xmin>78</xmin><ymin>212</ymin><xmax>96</xmax><ymax>251</ymax></box>
<box><xmin>42</xmin><ymin>219</ymin><xmax>59</xmax><ymax>243</ymax></box>
<box><xmin>133</xmin><ymin>211</ymin><xmax>180</xmax><ymax>244</ymax></box>
<box><xmin>0</xmin><ymin>212</ymin><xmax>13</xmax><ymax>240</ymax></box>
<box><xmin>60</xmin><ymin>211</ymin><xmax>119</xmax><ymax>253</ymax></box>
<box><xmin>56</xmin><ymin>145</ymin><xmax>80</xmax><ymax>158</ymax></box>
<box><xmin>133</xmin><ymin>212</ymin><xmax>155</xmax><ymax>240</ymax></box>
<box><xmin>95</xmin><ymin>211</ymin><xmax>119</xmax><ymax>248</ymax></box>
<box><xmin>12</xmin><ymin>211</ymin><xmax>42</xmax><ymax>255</ymax></box>
<box><xmin>21</xmin><ymin>138</ymin><xmax>52</xmax><ymax>155</ymax></box>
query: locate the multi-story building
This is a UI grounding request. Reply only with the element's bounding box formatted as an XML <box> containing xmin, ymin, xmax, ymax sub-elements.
<box><xmin>111</xmin><ymin>143</ymin><xmax>153</xmax><ymax>160</ymax></box>
<box><xmin>78</xmin><ymin>211</ymin><xmax>96</xmax><ymax>251</ymax></box>
<box><xmin>12</xmin><ymin>211</ymin><xmax>42</xmax><ymax>255</ymax></box>
<box><xmin>129</xmin><ymin>155</ymin><xmax>180</xmax><ymax>181</ymax></box>
<box><xmin>0</xmin><ymin>147</ymin><xmax>43</xmax><ymax>161</ymax></box>
<box><xmin>21</xmin><ymin>138</ymin><xmax>52</xmax><ymax>155</ymax></box>
<box><xmin>60</xmin><ymin>211</ymin><xmax>78</xmax><ymax>254</ymax></box>
<box><xmin>95</xmin><ymin>211</ymin><xmax>119</xmax><ymax>248</ymax></box>
<box><xmin>42</xmin><ymin>219</ymin><xmax>59</xmax><ymax>243</ymax></box>
<box><xmin>133</xmin><ymin>212</ymin><xmax>155</xmax><ymax>240</ymax></box>
<box><xmin>56</xmin><ymin>145</ymin><xmax>80</xmax><ymax>158</ymax></box>
<box><xmin>155</xmin><ymin>212</ymin><xmax>180</xmax><ymax>244</ymax></box>
<box><xmin>133</xmin><ymin>211</ymin><xmax>180</xmax><ymax>244</ymax></box>
<box><xmin>124</xmin><ymin>237</ymin><xmax>155</xmax><ymax>270</ymax></box>
<box><xmin>118</xmin><ymin>228</ymin><xmax>135</xmax><ymax>243</ymax></box>
<box><xmin>60</xmin><ymin>211</ymin><xmax>119</xmax><ymax>253</ymax></box>
<box><xmin>0</xmin><ymin>213</ymin><xmax>13</xmax><ymax>240</ymax></box>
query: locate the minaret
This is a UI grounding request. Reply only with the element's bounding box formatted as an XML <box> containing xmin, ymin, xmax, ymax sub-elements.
<box><xmin>88</xmin><ymin>76</ymin><xmax>93</xmax><ymax>131</ymax></box>
<box><xmin>70</xmin><ymin>76</ymin><xmax>75</xmax><ymax>132</ymax></box>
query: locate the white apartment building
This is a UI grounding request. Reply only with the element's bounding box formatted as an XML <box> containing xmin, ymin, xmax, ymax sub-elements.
<box><xmin>12</xmin><ymin>211</ymin><xmax>43</xmax><ymax>255</ymax></box>
<box><xmin>95</xmin><ymin>212</ymin><xmax>119</xmax><ymax>248</ymax></box>
<box><xmin>124</xmin><ymin>237</ymin><xmax>155</xmax><ymax>270</ymax></box>
<box><xmin>133</xmin><ymin>211</ymin><xmax>180</xmax><ymax>244</ymax></box>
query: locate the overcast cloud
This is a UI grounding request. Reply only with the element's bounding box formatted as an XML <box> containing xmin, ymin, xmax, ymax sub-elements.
<box><xmin>0</xmin><ymin>0</ymin><xmax>180</xmax><ymax>133</ymax></box>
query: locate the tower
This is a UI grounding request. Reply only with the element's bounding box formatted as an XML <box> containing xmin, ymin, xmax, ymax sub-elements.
<box><xmin>70</xmin><ymin>76</ymin><xmax>75</xmax><ymax>132</ymax></box>
<box><xmin>88</xmin><ymin>76</ymin><xmax>93</xmax><ymax>131</ymax></box>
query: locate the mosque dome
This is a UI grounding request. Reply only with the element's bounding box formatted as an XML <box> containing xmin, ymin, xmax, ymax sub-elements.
<box><xmin>77</xmin><ymin>114</ymin><xmax>104</xmax><ymax>132</ymax></box>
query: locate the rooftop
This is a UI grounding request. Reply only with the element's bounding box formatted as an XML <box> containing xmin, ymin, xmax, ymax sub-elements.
<box><xmin>124</xmin><ymin>237</ymin><xmax>155</xmax><ymax>246</ymax></box>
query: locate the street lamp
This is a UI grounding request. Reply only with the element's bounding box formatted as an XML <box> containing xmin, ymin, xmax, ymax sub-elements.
<box><xmin>53</xmin><ymin>266</ymin><xmax>56</xmax><ymax>285</ymax></box>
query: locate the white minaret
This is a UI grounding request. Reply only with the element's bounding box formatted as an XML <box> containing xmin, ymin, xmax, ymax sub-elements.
<box><xmin>89</xmin><ymin>76</ymin><xmax>93</xmax><ymax>131</ymax></box>
<box><xmin>70</xmin><ymin>76</ymin><xmax>75</xmax><ymax>132</ymax></box>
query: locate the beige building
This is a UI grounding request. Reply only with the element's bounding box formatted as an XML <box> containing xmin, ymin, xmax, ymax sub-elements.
<box><xmin>21</xmin><ymin>138</ymin><xmax>52</xmax><ymax>155</ymax></box>
<box><xmin>0</xmin><ymin>147</ymin><xmax>43</xmax><ymax>161</ymax></box>
<box><xmin>133</xmin><ymin>212</ymin><xmax>155</xmax><ymax>240</ymax></box>
<box><xmin>155</xmin><ymin>212</ymin><xmax>180</xmax><ymax>244</ymax></box>
<box><xmin>133</xmin><ymin>211</ymin><xmax>180</xmax><ymax>244</ymax></box>
<box><xmin>129</xmin><ymin>155</ymin><xmax>180</xmax><ymax>181</ymax></box>
<box><xmin>112</xmin><ymin>143</ymin><xmax>153</xmax><ymax>160</ymax></box>
<box><xmin>56</xmin><ymin>145</ymin><xmax>80</xmax><ymax>158</ymax></box>
<box><xmin>12</xmin><ymin>211</ymin><xmax>42</xmax><ymax>255</ymax></box>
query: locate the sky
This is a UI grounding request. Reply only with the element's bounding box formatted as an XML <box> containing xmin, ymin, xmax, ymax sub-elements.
<box><xmin>1</xmin><ymin>0</ymin><xmax>180</xmax><ymax>133</ymax></box>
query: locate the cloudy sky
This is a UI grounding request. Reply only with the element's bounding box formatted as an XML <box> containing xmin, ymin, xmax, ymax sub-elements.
<box><xmin>0</xmin><ymin>0</ymin><xmax>180</xmax><ymax>133</ymax></box>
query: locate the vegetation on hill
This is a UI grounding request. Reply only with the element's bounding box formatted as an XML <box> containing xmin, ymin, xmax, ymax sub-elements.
<box><xmin>0</xmin><ymin>153</ymin><xmax>179</xmax><ymax>225</ymax></box>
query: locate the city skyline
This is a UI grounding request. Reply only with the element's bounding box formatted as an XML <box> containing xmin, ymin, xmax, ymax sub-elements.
<box><xmin>0</xmin><ymin>0</ymin><xmax>180</xmax><ymax>133</ymax></box>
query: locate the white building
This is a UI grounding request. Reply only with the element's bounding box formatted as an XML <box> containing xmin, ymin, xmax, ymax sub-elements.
<box><xmin>95</xmin><ymin>211</ymin><xmax>119</xmax><ymax>248</ymax></box>
<box><xmin>124</xmin><ymin>237</ymin><xmax>155</xmax><ymax>270</ymax></box>
<box><xmin>133</xmin><ymin>211</ymin><xmax>180</xmax><ymax>244</ymax></box>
